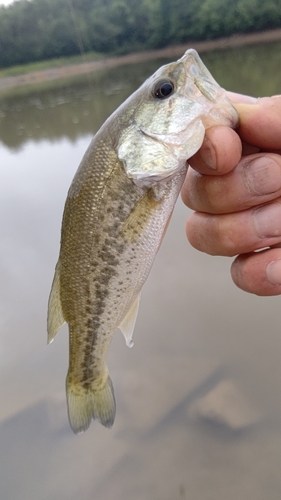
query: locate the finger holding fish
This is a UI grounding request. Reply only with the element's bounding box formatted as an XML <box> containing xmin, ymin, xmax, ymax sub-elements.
<box><xmin>183</xmin><ymin>94</ymin><xmax>281</xmax><ymax>296</ymax></box>
<box><xmin>183</xmin><ymin>151</ymin><xmax>281</xmax><ymax>214</ymax></box>
<box><xmin>186</xmin><ymin>125</ymin><xmax>242</xmax><ymax>175</ymax></box>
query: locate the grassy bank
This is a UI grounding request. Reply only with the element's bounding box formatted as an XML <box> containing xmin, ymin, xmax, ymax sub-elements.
<box><xmin>1</xmin><ymin>29</ymin><xmax>281</xmax><ymax>92</ymax></box>
<box><xmin>0</xmin><ymin>51</ymin><xmax>105</xmax><ymax>79</ymax></box>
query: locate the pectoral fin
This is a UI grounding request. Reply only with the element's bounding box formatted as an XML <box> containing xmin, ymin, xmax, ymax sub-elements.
<box><xmin>47</xmin><ymin>261</ymin><xmax>66</xmax><ymax>344</ymax></box>
<box><xmin>118</xmin><ymin>293</ymin><xmax>141</xmax><ymax>348</ymax></box>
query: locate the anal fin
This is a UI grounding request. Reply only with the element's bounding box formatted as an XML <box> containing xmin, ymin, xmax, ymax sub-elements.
<box><xmin>118</xmin><ymin>293</ymin><xmax>140</xmax><ymax>348</ymax></box>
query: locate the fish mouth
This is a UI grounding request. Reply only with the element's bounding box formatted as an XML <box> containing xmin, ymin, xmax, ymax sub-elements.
<box><xmin>179</xmin><ymin>49</ymin><xmax>239</xmax><ymax>129</ymax></box>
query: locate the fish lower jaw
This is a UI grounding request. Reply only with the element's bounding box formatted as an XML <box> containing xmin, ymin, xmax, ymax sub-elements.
<box><xmin>205</xmin><ymin>102</ymin><xmax>239</xmax><ymax>129</ymax></box>
<box><xmin>141</xmin><ymin>117</ymin><xmax>205</xmax><ymax>149</ymax></box>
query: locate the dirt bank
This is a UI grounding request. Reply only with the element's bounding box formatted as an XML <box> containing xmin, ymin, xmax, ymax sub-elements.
<box><xmin>1</xmin><ymin>29</ymin><xmax>281</xmax><ymax>91</ymax></box>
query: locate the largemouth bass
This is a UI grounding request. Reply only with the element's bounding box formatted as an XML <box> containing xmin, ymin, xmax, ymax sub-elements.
<box><xmin>48</xmin><ymin>49</ymin><xmax>238</xmax><ymax>434</ymax></box>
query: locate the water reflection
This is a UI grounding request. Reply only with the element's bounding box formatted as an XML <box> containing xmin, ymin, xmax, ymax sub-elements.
<box><xmin>202</xmin><ymin>41</ymin><xmax>281</xmax><ymax>96</ymax></box>
<box><xmin>1</xmin><ymin>41</ymin><xmax>281</xmax><ymax>151</ymax></box>
<box><xmin>0</xmin><ymin>60</ymin><xmax>162</xmax><ymax>150</ymax></box>
<box><xmin>0</xmin><ymin>84</ymin><xmax>117</xmax><ymax>149</ymax></box>
<box><xmin>1</xmin><ymin>42</ymin><xmax>281</xmax><ymax>499</ymax></box>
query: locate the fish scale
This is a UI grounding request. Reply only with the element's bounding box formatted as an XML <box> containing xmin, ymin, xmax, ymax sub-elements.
<box><xmin>47</xmin><ymin>49</ymin><xmax>238</xmax><ymax>433</ymax></box>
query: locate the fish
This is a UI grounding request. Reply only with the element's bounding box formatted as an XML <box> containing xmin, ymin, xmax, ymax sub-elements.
<box><xmin>47</xmin><ymin>49</ymin><xmax>238</xmax><ymax>434</ymax></box>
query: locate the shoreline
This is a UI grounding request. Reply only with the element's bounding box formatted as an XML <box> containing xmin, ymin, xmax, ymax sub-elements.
<box><xmin>1</xmin><ymin>29</ymin><xmax>281</xmax><ymax>91</ymax></box>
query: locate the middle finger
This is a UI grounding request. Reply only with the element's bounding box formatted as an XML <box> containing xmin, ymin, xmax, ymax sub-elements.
<box><xmin>182</xmin><ymin>153</ymin><xmax>281</xmax><ymax>214</ymax></box>
<box><xmin>185</xmin><ymin>199</ymin><xmax>281</xmax><ymax>256</ymax></box>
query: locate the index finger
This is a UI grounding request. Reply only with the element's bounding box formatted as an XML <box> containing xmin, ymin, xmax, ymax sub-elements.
<box><xmin>188</xmin><ymin>125</ymin><xmax>242</xmax><ymax>175</ymax></box>
<box><xmin>233</xmin><ymin>96</ymin><xmax>281</xmax><ymax>150</ymax></box>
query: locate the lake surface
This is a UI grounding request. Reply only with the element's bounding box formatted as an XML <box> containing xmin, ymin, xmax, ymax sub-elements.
<box><xmin>1</xmin><ymin>41</ymin><xmax>281</xmax><ymax>500</ymax></box>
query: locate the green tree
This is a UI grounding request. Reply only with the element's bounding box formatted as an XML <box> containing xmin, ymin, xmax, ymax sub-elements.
<box><xmin>0</xmin><ymin>0</ymin><xmax>281</xmax><ymax>68</ymax></box>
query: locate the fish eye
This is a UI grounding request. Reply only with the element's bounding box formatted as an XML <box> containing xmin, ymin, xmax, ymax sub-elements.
<box><xmin>152</xmin><ymin>79</ymin><xmax>175</xmax><ymax>99</ymax></box>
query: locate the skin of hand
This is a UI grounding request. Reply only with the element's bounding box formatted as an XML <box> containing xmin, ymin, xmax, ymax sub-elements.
<box><xmin>181</xmin><ymin>93</ymin><xmax>281</xmax><ymax>296</ymax></box>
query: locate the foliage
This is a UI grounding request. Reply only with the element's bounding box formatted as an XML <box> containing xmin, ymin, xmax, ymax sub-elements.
<box><xmin>0</xmin><ymin>0</ymin><xmax>281</xmax><ymax>68</ymax></box>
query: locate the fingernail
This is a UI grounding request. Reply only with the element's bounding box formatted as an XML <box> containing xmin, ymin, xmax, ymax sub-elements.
<box><xmin>266</xmin><ymin>259</ymin><xmax>281</xmax><ymax>285</ymax></box>
<box><xmin>227</xmin><ymin>91</ymin><xmax>257</xmax><ymax>104</ymax></box>
<box><xmin>199</xmin><ymin>137</ymin><xmax>217</xmax><ymax>169</ymax></box>
<box><xmin>253</xmin><ymin>204</ymin><xmax>281</xmax><ymax>238</ymax></box>
<box><xmin>244</xmin><ymin>156</ymin><xmax>281</xmax><ymax>195</ymax></box>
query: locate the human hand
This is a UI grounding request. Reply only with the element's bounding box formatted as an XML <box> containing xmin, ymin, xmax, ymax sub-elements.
<box><xmin>181</xmin><ymin>94</ymin><xmax>281</xmax><ymax>296</ymax></box>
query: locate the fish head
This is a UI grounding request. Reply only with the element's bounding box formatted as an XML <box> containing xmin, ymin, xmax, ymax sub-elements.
<box><xmin>117</xmin><ymin>49</ymin><xmax>238</xmax><ymax>186</ymax></box>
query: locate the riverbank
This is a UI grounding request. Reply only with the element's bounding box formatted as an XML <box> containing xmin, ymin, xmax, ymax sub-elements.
<box><xmin>1</xmin><ymin>28</ymin><xmax>281</xmax><ymax>91</ymax></box>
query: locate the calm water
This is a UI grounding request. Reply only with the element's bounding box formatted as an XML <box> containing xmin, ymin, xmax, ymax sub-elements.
<box><xmin>1</xmin><ymin>42</ymin><xmax>281</xmax><ymax>500</ymax></box>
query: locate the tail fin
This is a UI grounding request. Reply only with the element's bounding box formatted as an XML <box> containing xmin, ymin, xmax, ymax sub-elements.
<box><xmin>66</xmin><ymin>375</ymin><xmax>116</xmax><ymax>434</ymax></box>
